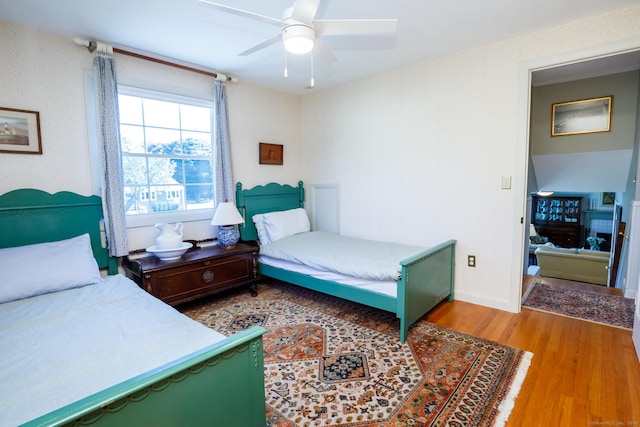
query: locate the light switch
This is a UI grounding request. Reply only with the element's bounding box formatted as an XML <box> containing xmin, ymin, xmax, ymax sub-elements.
<box><xmin>501</xmin><ymin>175</ymin><xmax>512</xmax><ymax>190</ymax></box>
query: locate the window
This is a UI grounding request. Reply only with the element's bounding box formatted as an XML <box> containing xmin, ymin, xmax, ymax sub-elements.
<box><xmin>118</xmin><ymin>86</ymin><xmax>215</xmax><ymax>217</ymax></box>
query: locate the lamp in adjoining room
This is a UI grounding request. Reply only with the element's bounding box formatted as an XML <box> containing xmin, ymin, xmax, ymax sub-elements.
<box><xmin>211</xmin><ymin>201</ymin><xmax>244</xmax><ymax>249</ymax></box>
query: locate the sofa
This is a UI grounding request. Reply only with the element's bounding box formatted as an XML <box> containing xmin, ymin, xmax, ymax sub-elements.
<box><xmin>534</xmin><ymin>245</ymin><xmax>609</xmax><ymax>285</ymax></box>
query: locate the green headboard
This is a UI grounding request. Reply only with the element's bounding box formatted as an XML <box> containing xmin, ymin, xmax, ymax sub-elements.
<box><xmin>236</xmin><ymin>181</ymin><xmax>305</xmax><ymax>241</ymax></box>
<box><xmin>0</xmin><ymin>189</ymin><xmax>118</xmax><ymax>274</ymax></box>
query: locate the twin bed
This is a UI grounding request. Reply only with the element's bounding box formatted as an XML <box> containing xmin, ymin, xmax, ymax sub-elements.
<box><xmin>0</xmin><ymin>189</ymin><xmax>267</xmax><ymax>427</ymax></box>
<box><xmin>236</xmin><ymin>181</ymin><xmax>456</xmax><ymax>343</ymax></box>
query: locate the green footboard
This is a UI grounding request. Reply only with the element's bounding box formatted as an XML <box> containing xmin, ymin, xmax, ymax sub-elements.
<box><xmin>23</xmin><ymin>326</ymin><xmax>268</xmax><ymax>427</ymax></box>
<box><xmin>397</xmin><ymin>239</ymin><xmax>456</xmax><ymax>342</ymax></box>
<box><xmin>259</xmin><ymin>239</ymin><xmax>456</xmax><ymax>343</ymax></box>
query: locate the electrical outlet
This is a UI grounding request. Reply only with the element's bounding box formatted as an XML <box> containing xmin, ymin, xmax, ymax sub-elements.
<box><xmin>468</xmin><ymin>255</ymin><xmax>476</xmax><ymax>267</ymax></box>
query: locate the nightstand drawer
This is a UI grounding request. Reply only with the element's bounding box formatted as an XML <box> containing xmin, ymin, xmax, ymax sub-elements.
<box><xmin>155</xmin><ymin>255</ymin><xmax>252</xmax><ymax>301</ymax></box>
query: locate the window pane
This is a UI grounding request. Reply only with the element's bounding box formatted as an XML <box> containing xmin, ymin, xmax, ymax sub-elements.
<box><xmin>150</xmin><ymin>185</ymin><xmax>183</xmax><ymax>212</ymax></box>
<box><xmin>124</xmin><ymin>186</ymin><xmax>151</xmax><ymax>214</ymax></box>
<box><xmin>185</xmin><ymin>184</ymin><xmax>214</xmax><ymax>209</ymax></box>
<box><xmin>120</xmin><ymin>124</ymin><xmax>145</xmax><ymax>154</ymax></box>
<box><xmin>145</xmin><ymin>128</ymin><xmax>181</xmax><ymax>154</ymax></box>
<box><xmin>181</xmin><ymin>131</ymin><xmax>211</xmax><ymax>155</ymax></box>
<box><xmin>180</xmin><ymin>105</ymin><xmax>211</xmax><ymax>132</ymax></box>
<box><xmin>119</xmin><ymin>95</ymin><xmax>143</xmax><ymax>125</ymax></box>
<box><xmin>185</xmin><ymin>159</ymin><xmax>212</xmax><ymax>184</ymax></box>
<box><xmin>147</xmin><ymin>157</ymin><xmax>180</xmax><ymax>184</ymax></box>
<box><xmin>143</xmin><ymin>99</ymin><xmax>180</xmax><ymax>128</ymax></box>
<box><xmin>122</xmin><ymin>157</ymin><xmax>148</xmax><ymax>186</ymax></box>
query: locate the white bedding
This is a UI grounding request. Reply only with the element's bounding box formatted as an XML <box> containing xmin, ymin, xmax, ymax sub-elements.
<box><xmin>0</xmin><ymin>274</ymin><xmax>226</xmax><ymax>427</ymax></box>
<box><xmin>260</xmin><ymin>255</ymin><xmax>398</xmax><ymax>297</ymax></box>
<box><xmin>259</xmin><ymin>231</ymin><xmax>424</xmax><ymax>282</ymax></box>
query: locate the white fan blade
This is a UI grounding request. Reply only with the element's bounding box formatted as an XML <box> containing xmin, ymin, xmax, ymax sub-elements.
<box><xmin>314</xmin><ymin>19</ymin><xmax>398</xmax><ymax>36</ymax></box>
<box><xmin>199</xmin><ymin>0</ymin><xmax>284</xmax><ymax>27</ymax></box>
<box><xmin>291</xmin><ymin>0</ymin><xmax>321</xmax><ymax>24</ymax></box>
<box><xmin>238</xmin><ymin>34</ymin><xmax>281</xmax><ymax>56</ymax></box>
<box><xmin>314</xmin><ymin>38</ymin><xmax>336</xmax><ymax>64</ymax></box>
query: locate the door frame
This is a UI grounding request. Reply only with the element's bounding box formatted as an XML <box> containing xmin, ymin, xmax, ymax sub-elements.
<box><xmin>509</xmin><ymin>37</ymin><xmax>640</xmax><ymax>313</ymax></box>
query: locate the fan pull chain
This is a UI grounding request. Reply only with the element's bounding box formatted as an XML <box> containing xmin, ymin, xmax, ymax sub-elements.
<box><xmin>284</xmin><ymin>50</ymin><xmax>288</xmax><ymax>78</ymax></box>
<box><xmin>309</xmin><ymin>52</ymin><xmax>315</xmax><ymax>88</ymax></box>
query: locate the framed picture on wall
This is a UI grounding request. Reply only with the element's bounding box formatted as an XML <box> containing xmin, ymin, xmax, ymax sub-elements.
<box><xmin>600</xmin><ymin>192</ymin><xmax>615</xmax><ymax>207</ymax></box>
<box><xmin>259</xmin><ymin>142</ymin><xmax>283</xmax><ymax>165</ymax></box>
<box><xmin>0</xmin><ymin>107</ymin><xmax>42</xmax><ymax>154</ymax></box>
<box><xmin>551</xmin><ymin>96</ymin><xmax>612</xmax><ymax>137</ymax></box>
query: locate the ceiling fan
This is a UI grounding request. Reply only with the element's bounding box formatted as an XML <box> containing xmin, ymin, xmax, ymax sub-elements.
<box><xmin>199</xmin><ymin>0</ymin><xmax>398</xmax><ymax>63</ymax></box>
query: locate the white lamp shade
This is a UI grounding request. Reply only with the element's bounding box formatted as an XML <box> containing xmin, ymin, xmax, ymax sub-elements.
<box><xmin>211</xmin><ymin>202</ymin><xmax>244</xmax><ymax>226</ymax></box>
<box><xmin>283</xmin><ymin>25</ymin><xmax>315</xmax><ymax>54</ymax></box>
<box><xmin>529</xmin><ymin>224</ymin><xmax>538</xmax><ymax>237</ymax></box>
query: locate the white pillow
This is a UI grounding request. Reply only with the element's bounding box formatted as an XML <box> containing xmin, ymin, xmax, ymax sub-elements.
<box><xmin>0</xmin><ymin>233</ymin><xmax>103</xmax><ymax>304</ymax></box>
<box><xmin>262</xmin><ymin>208</ymin><xmax>310</xmax><ymax>243</ymax></box>
<box><xmin>252</xmin><ymin>213</ymin><xmax>271</xmax><ymax>245</ymax></box>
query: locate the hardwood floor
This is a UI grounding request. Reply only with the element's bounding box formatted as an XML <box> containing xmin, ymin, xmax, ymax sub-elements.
<box><xmin>423</xmin><ymin>276</ymin><xmax>640</xmax><ymax>426</ymax></box>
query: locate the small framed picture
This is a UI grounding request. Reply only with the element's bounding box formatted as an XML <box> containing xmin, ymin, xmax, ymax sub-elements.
<box><xmin>259</xmin><ymin>142</ymin><xmax>283</xmax><ymax>165</ymax></box>
<box><xmin>0</xmin><ymin>107</ymin><xmax>42</xmax><ymax>154</ymax></box>
<box><xmin>600</xmin><ymin>192</ymin><xmax>615</xmax><ymax>207</ymax></box>
<box><xmin>551</xmin><ymin>96</ymin><xmax>612</xmax><ymax>137</ymax></box>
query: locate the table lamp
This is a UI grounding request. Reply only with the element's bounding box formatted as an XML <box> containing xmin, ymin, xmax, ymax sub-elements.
<box><xmin>211</xmin><ymin>201</ymin><xmax>244</xmax><ymax>249</ymax></box>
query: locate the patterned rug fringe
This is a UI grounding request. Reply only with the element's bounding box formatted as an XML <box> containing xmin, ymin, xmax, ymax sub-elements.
<box><xmin>494</xmin><ymin>351</ymin><xmax>533</xmax><ymax>427</ymax></box>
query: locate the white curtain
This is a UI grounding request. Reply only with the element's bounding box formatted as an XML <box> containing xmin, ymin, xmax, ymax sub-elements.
<box><xmin>93</xmin><ymin>52</ymin><xmax>128</xmax><ymax>256</ymax></box>
<box><xmin>213</xmin><ymin>80</ymin><xmax>234</xmax><ymax>203</ymax></box>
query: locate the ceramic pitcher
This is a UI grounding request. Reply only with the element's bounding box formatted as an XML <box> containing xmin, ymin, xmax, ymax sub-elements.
<box><xmin>154</xmin><ymin>222</ymin><xmax>183</xmax><ymax>249</ymax></box>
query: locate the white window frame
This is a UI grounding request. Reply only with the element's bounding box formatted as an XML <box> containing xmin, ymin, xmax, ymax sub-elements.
<box><xmin>118</xmin><ymin>85</ymin><xmax>216</xmax><ymax>228</ymax></box>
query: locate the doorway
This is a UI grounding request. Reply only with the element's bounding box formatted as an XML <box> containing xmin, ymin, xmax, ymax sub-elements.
<box><xmin>510</xmin><ymin>41</ymin><xmax>640</xmax><ymax>313</ymax></box>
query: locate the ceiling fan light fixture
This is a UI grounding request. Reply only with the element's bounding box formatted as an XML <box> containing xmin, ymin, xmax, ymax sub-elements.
<box><xmin>283</xmin><ymin>24</ymin><xmax>315</xmax><ymax>54</ymax></box>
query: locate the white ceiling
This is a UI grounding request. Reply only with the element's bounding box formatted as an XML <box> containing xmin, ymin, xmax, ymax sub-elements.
<box><xmin>2</xmin><ymin>0</ymin><xmax>640</xmax><ymax>94</ymax></box>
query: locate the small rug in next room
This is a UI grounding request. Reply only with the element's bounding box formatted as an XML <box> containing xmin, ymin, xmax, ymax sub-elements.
<box><xmin>522</xmin><ymin>282</ymin><xmax>635</xmax><ymax>330</ymax></box>
<box><xmin>183</xmin><ymin>281</ymin><xmax>532</xmax><ymax>427</ymax></box>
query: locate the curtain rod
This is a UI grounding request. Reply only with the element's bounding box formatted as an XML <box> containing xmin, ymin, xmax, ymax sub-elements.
<box><xmin>73</xmin><ymin>38</ymin><xmax>235</xmax><ymax>82</ymax></box>
<box><xmin>113</xmin><ymin>48</ymin><xmax>236</xmax><ymax>82</ymax></box>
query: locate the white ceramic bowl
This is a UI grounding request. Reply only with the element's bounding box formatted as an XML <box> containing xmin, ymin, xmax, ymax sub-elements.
<box><xmin>146</xmin><ymin>242</ymin><xmax>193</xmax><ymax>261</ymax></box>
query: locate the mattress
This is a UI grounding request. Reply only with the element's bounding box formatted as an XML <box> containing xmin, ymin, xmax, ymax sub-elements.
<box><xmin>259</xmin><ymin>231</ymin><xmax>423</xmax><ymax>282</ymax></box>
<box><xmin>0</xmin><ymin>274</ymin><xmax>226</xmax><ymax>427</ymax></box>
<box><xmin>260</xmin><ymin>255</ymin><xmax>398</xmax><ymax>297</ymax></box>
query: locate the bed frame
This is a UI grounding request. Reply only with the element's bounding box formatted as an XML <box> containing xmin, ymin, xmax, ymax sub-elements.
<box><xmin>236</xmin><ymin>181</ymin><xmax>456</xmax><ymax>342</ymax></box>
<box><xmin>0</xmin><ymin>189</ymin><xmax>267</xmax><ymax>427</ymax></box>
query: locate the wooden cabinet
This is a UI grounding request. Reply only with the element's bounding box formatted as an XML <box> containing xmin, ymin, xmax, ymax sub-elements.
<box><xmin>123</xmin><ymin>242</ymin><xmax>259</xmax><ymax>305</ymax></box>
<box><xmin>532</xmin><ymin>195</ymin><xmax>583</xmax><ymax>248</ymax></box>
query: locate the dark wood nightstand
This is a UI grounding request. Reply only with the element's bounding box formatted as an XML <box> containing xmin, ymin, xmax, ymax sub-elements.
<box><xmin>123</xmin><ymin>241</ymin><xmax>259</xmax><ymax>306</ymax></box>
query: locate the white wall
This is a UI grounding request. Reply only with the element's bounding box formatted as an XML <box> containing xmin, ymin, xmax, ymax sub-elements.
<box><xmin>301</xmin><ymin>4</ymin><xmax>640</xmax><ymax>311</ymax></box>
<box><xmin>0</xmin><ymin>21</ymin><xmax>303</xmax><ymax>251</ymax></box>
<box><xmin>0</xmin><ymin>22</ymin><xmax>95</xmax><ymax>195</ymax></box>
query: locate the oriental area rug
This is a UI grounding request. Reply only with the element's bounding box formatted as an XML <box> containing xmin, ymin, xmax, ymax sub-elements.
<box><xmin>182</xmin><ymin>281</ymin><xmax>532</xmax><ymax>427</ymax></box>
<box><xmin>522</xmin><ymin>282</ymin><xmax>635</xmax><ymax>330</ymax></box>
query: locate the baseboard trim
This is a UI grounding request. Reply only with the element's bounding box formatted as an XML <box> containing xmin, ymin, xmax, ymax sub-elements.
<box><xmin>453</xmin><ymin>290</ymin><xmax>512</xmax><ymax>313</ymax></box>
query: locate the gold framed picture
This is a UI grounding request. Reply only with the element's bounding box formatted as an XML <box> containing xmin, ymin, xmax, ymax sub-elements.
<box><xmin>0</xmin><ymin>107</ymin><xmax>42</xmax><ymax>154</ymax></box>
<box><xmin>259</xmin><ymin>142</ymin><xmax>283</xmax><ymax>165</ymax></box>
<box><xmin>551</xmin><ymin>96</ymin><xmax>612</xmax><ymax>137</ymax></box>
<box><xmin>601</xmin><ymin>192</ymin><xmax>615</xmax><ymax>207</ymax></box>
